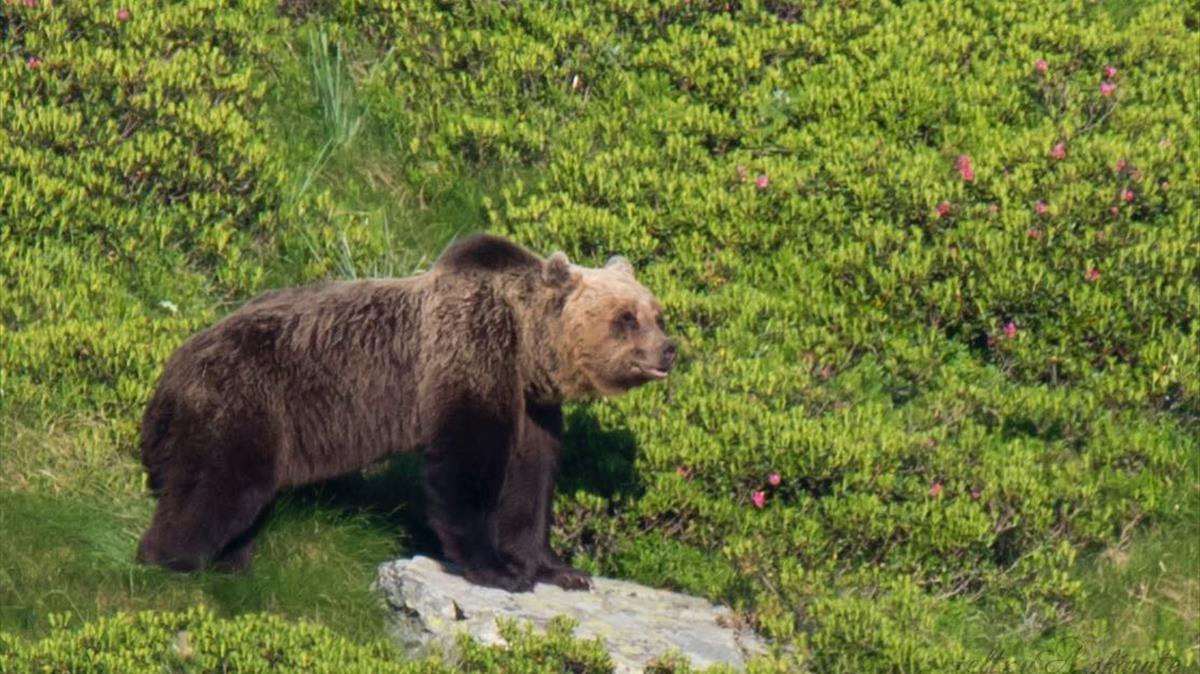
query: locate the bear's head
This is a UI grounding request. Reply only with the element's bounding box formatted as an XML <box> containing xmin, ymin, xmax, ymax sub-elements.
<box><xmin>544</xmin><ymin>252</ymin><xmax>677</xmax><ymax>399</ymax></box>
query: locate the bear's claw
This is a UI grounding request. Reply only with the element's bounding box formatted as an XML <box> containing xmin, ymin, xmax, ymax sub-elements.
<box><xmin>540</xmin><ymin>564</ymin><xmax>592</xmax><ymax>591</ymax></box>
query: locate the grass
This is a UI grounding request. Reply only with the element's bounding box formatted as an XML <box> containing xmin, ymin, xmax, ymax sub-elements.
<box><xmin>266</xmin><ymin>21</ymin><xmax>507</xmax><ymax>286</ymax></box>
<box><xmin>932</xmin><ymin>446</ymin><xmax>1200</xmax><ymax>663</ymax></box>
<box><xmin>0</xmin><ymin>422</ymin><xmax>404</xmax><ymax>642</ymax></box>
<box><xmin>1070</xmin><ymin>451</ymin><xmax>1200</xmax><ymax>661</ymax></box>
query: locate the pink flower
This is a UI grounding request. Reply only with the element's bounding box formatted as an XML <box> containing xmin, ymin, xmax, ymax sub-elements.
<box><xmin>118</xmin><ymin>8</ymin><xmax>130</xmax><ymax>21</ymax></box>
<box><xmin>23</xmin><ymin>0</ymin><xmax>37</xmax><ymax>7</ymax></box>
<box><xmin>1087</xmin><ymin>267</ymin><xmax>1101</xmax><ymax>282</ymax></box>
<box><xmin>1003</xmin><ymin>321</ymin><xmax>1017</xmax><ymax>339</ymax></box>
<box><xmin>26</xmin><ymin>56</ymin><xmax>41</xmax><ymax>69</ymax></box>
<box><xmin>930</xmin><ymin>482</ymin><xmax>943</xmax><ymax>497</ymax></box>
<box><xmin>1103</xmin><ymin>65</ymin><xmax>1117</xmax><ymax>79</ymax></box>
<box><xmin>1100</xmin><ymin>82</ymin><xmax>1117</xmax><ymax>96</ymax></box>
<box><xmin>1110</xmin><ymin>206</ymin><xmax>1119</xmax><ymax>215</ymax></box>
<box><xmin>768</xmin><ymin>472</ymin><xmax>782</xmax><ymax>487</ymax></box>
<box><xmin>1114</xmin><ymin>160</ymin><xmax>1126</xmax><ymax>173</ymax></box>
<box><xmin>756</xmin><ymin>174</ymin><xmax>769</xmax><ymax>189</ymax></box>
<box><xmin>676</xmin><ymin>465</ymin><xmax>692</xmax><ymax>479</ymax></box>
<box><xmin>1035</xmin><ymin>58</ymin><xmax>1048</xmax><ymax>73</ymax></box>
<box><xmin>1028</xmin><ymin>227</ymin><xmax>1043</xmax><ymax>239</ymax></box>
<box><xmin>1034</xmin><ymin>201</ymin><xmax>1048</xmax><ymax>215</ymax></box>
<box><xmin>935</xmin><ymin>201</ymin><xmax>952</xmax><ymax>218</ymax></box>
<box><xmin>971</xmin><ymin>489</ymin><xmax>981</xmax><ymax>501</ymax></box>
<box><xmin>955</xmin><ymin>155</ymin><xmax>974</xmax><ymax>181</ymax></box>
<box><xmin>1122</xmin><ymin>189</ymin><xmax>1135</xmax><ymax>203</ymax></box>
<box><xmin>751</xmin><ymin>490</ymin><xmax>766</xmax><ymax>509</ymax></box>
<box><xmin>1050</xmin><ymin>142</ymin><xmax>1067</xmax><ymax>160</ymax></box>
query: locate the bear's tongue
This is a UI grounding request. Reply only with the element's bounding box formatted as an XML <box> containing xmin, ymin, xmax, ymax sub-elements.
<box><xmin>634</xmin><ymin>365</ymin><xmax>668</xmax><ymax>379</ymax></box>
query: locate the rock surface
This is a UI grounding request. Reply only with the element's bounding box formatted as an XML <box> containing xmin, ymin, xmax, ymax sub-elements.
<box><xmin>377</xmin><ymin>556</ymin><xmax>766</xmax><ymax>672</ymax></box>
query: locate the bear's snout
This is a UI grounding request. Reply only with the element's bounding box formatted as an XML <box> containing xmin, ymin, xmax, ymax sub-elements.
<box><xmin>660</xmin><ymin>340</ymin><xmax>677</xmax><ymax>370</ymax></box>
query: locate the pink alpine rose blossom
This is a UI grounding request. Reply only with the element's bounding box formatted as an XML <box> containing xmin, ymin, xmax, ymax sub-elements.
<box><xmin>1050</xmin><ymin>142</ymin><xmax>1067</xmax><ymax>160</ymax></box>
<box><xmin>1103</xmin><ymin>65</ymin><xmax>1117</xmax><ymax>79</ymax></box>
<box><xmin>955</xmin><ymin>155</ymin><xmax>974</xmax><ymax>181</ymax></box>
<box><xmin>936</xmin><ymin>201</ymin><xmax>951</xmax><ymax>218</ymax></box>
<box><xmin>1034</xmin><ymin>201</ymin><xmax>1048</xmax><ymax>215</ymax></box>
<box><xmin>1003</xmin><ymin>321</ymin><xmax>1017</xmax><ymax>339</ymax></box>
<box><xmin>1100</xmin><ymin>82</ymin><xmax>1117</xmax><ymax>96</ymax></box>
<box><xmin>756</xmin><ymin>174</ymin><xmax>769</xmax><ymax>189</ymax></box>
<box><xmin>751</xmin><ymin>490</ymin><xmax>766</xmax><ymax>509</ymax></box>
<box><xmin>768</xmin><ymin>472</ymin><xmax>782</xmax><ymax>487</ymax></box>
<box><xmin>1087</xmin><ymin>267</ymin><xmax>1101</xmax><ymax>282</ymax></box>
<box><xmin>930</xmin><ymin>482</ymin><xmax>943</xmax><ymax>498</ymax></box>
<box><xmin>118</xmin><ymin>8</ymin><xmax>130</xmax><ymax>21</ymax></box>
<box><xmin>1035</xmin><ymin>59</ymin><xmax>1048</xmax><ymax>73</ymax></box>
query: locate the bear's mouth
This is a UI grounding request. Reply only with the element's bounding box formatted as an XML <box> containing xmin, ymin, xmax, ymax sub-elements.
<box><xmin>631</xmin><ymin>364</ymin><xmax>669</xmax><ymax>380</ymax></box>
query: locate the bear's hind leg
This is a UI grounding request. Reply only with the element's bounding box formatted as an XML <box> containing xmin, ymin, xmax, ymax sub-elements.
<box><xmin>138</xmin><ymin>479</ymin><xmax>275</xmax><ymax>572</ymax></box>
<box><xmin>212</xmin><ymin>500</ymin><xmax>275</xmax><ymax>573</ymax></box>
<box><xmin>138</xmin><ymin>426</ymin><xmax>277</xmax><ymax>573</ymax></box>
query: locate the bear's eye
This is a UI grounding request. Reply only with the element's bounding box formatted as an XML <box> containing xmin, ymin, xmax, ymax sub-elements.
<box><xmin>619</xmin><ymin>310</ymin><xmax>638</xmax><ymax>328</ymax></box>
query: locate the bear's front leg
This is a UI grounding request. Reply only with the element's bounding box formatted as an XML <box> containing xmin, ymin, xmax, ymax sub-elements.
<box><xmin>496</xmin><ymin>404</ymin><xmax>592</xmax><ymax>591</ymax></box>
<box><xmin>423</xmin><ymin>408</ymin><xmax>537</xmax><ymax>593</ymax></box>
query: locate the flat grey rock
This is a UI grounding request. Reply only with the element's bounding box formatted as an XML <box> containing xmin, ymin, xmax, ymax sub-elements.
<box><xmin>377</xmin><ymin>556</ymin><xmax>766</xmax><ymax>672</ymax></box>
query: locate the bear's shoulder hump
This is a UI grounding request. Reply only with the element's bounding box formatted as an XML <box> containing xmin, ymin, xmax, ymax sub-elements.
<box><xmin>434</xmin><ymin>234</ymin><xmax>541</xmax><ymax>274</ymax></box>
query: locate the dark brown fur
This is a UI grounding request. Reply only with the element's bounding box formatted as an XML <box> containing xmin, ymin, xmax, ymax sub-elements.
<box><xmin>137</xmin><ymin>234</ymin><xmax>675</xmax><ymax>591</ymax></box>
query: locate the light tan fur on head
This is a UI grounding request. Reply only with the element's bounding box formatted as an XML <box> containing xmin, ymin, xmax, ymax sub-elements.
<box><xmin>552</xmin><ymin>255</ymin><xmax>676</xmax><ymax>399</ymax></box>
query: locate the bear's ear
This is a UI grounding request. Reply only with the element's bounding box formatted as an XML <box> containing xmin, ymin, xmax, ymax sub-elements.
<box><xmin>604</xmin><ymin>255</ymin><xmax>635</xmax><ymax>278</ymax></box>
<box><xmin>543</xmin><ymin>251</ymin><xmax>577</xmax><ymax>289</ymax></box>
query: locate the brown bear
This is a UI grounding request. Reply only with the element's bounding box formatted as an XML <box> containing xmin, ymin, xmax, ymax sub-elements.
<box><xmin>136</xmin><ymin>233</ymin><xmax>676</xmax><ymax>591</ymax></box>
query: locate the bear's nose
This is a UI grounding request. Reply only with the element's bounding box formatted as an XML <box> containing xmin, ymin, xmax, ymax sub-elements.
<box><xmin>661</xmin><ymin>340</ymin><xmax>677</xmax><ymax>369</ymax></box>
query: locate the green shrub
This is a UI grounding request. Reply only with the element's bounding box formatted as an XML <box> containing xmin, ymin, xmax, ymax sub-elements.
<box><xmin>0</xmin><ymin>608</ymin><xmax>616</xmax><ymax>674</ymax></box>
<box><xmin>0</xmin><ymin>0</ymin><xmax>286</xmax><ymax>434</ymax></box>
